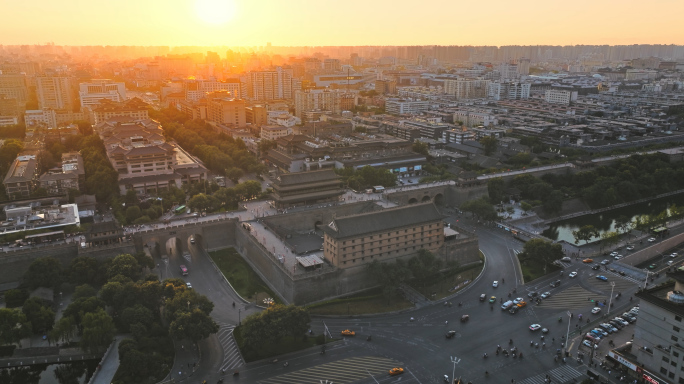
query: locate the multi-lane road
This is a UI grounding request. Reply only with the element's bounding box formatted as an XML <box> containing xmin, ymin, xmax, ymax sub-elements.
<box><xmin>177</xmin><ymin>211</ymin><xmax>654</xmax><ymax>384</ymax></box>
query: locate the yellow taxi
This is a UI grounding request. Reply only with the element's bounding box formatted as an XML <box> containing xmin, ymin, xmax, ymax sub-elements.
<box><xmin>341</xmin><ymin>329</ymin><xmax>355</xmax><ymax>336</ymax></box>
<box><xmin>389</xmin><ymin>367</ymin><xmax>404</xmax><ymax>376</ymax></box>
<box><xmin>582</xmin><ymin>258</ymin><xmax>594</xmax><ymax>263</ymax></box>
<box><xmin>517</xmin><ymin>301</ymin><xmax>527</xmax><ymax>308</ymax></box>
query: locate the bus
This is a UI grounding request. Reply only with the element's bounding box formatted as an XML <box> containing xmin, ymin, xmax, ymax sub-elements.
<box><xmin>174</xmin><ymin>205</ymin><xmax>186</xmax><ymax>214</ymax></box>
<box><xmin>372</xmin><ymin>186</ymin><xmax>385</xmax><ymax>193</ymax></box>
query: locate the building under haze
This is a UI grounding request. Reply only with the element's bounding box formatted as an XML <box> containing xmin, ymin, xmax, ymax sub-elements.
<box><xmin>246</xmin><ymin>67</ymin><xmax>293</xmax><ymax>101</ymax></box>
<box><xmin>79</xmin><ymin>80</ymin><xmax>127</xmax><ymax>107</ymax></box>
<box><xmin>37</xmin><ymin>76</ymin><xmax>76</xmax><ymax>111</ymax></box>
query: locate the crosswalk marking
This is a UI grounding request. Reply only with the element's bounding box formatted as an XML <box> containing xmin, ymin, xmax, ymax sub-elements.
<box><xmin>538</xmin><ymin>285</ymin><xmax>603</xmax><ymax>309</ymax></box>
<box><xmin>259</xmin><ymin>356</ymin><xmax>402</xmax><ymax>384</ymax></box>
<box><xmin>516</xmin><ymin>365</ymin><xmax>584</xmax><ymax>384</ymax></box>
<box><xmin>216</xmin><ymin>322</ymin><xmax>244</xmax><ymax>371</ymax></box>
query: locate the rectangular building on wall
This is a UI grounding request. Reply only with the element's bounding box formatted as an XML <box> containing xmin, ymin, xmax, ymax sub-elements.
<box><xmin>322</xmin><ymin>203</ymin><xmax>444</xmax><ymax>269</ymax></box>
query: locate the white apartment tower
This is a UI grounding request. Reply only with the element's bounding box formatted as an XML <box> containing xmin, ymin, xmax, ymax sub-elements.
<box><xmin>79</xmin><ymin>80</ymin><xmax>127</xmax><ymax>107</ymax></box>
<box><xmin>246</xmin><ymin>67</ymin><xmax>294</xmax><ymax>100</ymax></box>
<box><xmin>37</xmin><ymin>76</ymin><xmax>75</xmax><ymax>110</ymax></box>
<box><xmin>544</xmin><ymin>90</ymin><xmax>578</xmax><ymax>105</ymax></box>
<box><xmin>487</xmin><ymin>82</ymin><xmax>530</xmax><ymax>100</ymax></box>
<box><xmin>444</xmin><ymin>79</ymin><xmax>490</xmax><ymax>100</ymax></box>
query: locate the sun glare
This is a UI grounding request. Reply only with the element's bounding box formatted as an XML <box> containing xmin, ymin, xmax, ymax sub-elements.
<box><xmin>195</xmin><ymin>0</ymin><xmax>235</xmax><ymax>25</ymax></box>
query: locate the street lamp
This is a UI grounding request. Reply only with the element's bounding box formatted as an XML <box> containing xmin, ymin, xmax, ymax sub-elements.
<box><xmin>450</xmin><ymin>356</ymin><xmax>461</xmax><ymax>384</ymax></box>
<box><xmin>565</xmin><ymin>311</ymin><xmax>571</xmax><ymax>355</ymax></box>
<box><xmin>607</xmin><ymin>282</ymin><xmax>615</xmax><ymax>316</ymax></box>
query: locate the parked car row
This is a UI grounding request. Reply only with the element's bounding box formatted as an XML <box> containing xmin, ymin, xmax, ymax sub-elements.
<box><xmin>584</xmin><ymin>306</ymin><xmax>638</xmax><ymax>346</ymax></box>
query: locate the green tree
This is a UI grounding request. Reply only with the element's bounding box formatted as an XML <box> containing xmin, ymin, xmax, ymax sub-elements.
<box><xmin>408</xmin><ymin>249</ymin><xmax>443</xmax><ymax>281</ymax></box>
<box><xmin>520</xmin><ymin>201</ymin><xmax>533</xmax><ymax>214</ymax></box>
<box><xmin>460</xmin><ymin>197</ymin><xmax>498</xmax><ymax>221</ymax></box>
<box><xmin>572</xmin><ymin>225</ymin><xmax>599</xmax><ymax>245</ymax></box>
<box><xmin>125</xmin><ymin>206</ymin><xmax>142</xmax><ymax>223</ymax></box>
<box><xmin>69</xmin><ymin>256</ymin><xmax>106</xmax><ymax>286</ymax></box>
<box><xmin>24</xmin><ymin>257</ymin><xmax>62</xmax><ymax>290</ymax></box>
<box><xmin>168</xmin><ymin>308</ymin><xmax>219</xmax><ymax>343</ymax></box>
<box><xmin>480</xmin><ymin>136</ymin><xmax>497</xmax><ymax>156</ymax></box>
<box><xmin>366</xmin><ymin>259</ymin><xmax>412</xmax><ymax>304</ymax></box>
<box><xmin>107</xmin><ymin>254</ymin><xmax>141</xmax><ymax>281</ymax></box>
<box><xmin>73</xmin><ymin>284</ymin><xmax>98</xmax><ymax>300</ymax></box>
<box><xmin>187</xmin><ymin>193</ymin><xmax>220</xmax><ymax>212</ymax></box>
<box><xmin>487</xmin><ymin>177</ymin><xmax>506</xmax><ymax>204</ymax></box>
<box><xmin>63</xmin><ymin>297</ymin><xmax>106</xmax><ymax>328</ymax></box>
<box><xmin>614</xmin><ymin>215</ymin><xmax>633</xmax><ymax>235</ymax></box>
<box><xmin>49</xmin><ymin>316</ymin><xmax>76</xmax><ymax>344</ymax></box>
<box><xmin>543</xmin><ymin>190</ymin><xmax>564</xmax><ymax>215</ymax></box>
<box><xmin>21</xmin><ymin>297</ymin><xmax>55</xmax><ymax>334</ymax></box>
<box><xmin>240</xmin><ymin>304</ymin><xmax>309</xmax><ymax>347</ymax></box>
<box><xmin>0</xmin><ymin>308</ymin><xmax>31</xmax><ymax>345</ymax></box>
<box><xmin>4</xmin><ymin>289</ymin><xmax>28</xmax><ymax>308</ymax></box>
<box><xmin>600</xmin><ymin>231</ymin><xmax>620</xmax><ymax>251</ymax></box>
<box><xmin>164</xmin><ymin>289</ymin><xmax>214</xmax><ymax>322</ymax></box>
<box><xmin>120</xmin><ymin>304</ymin><xmax>154</xmax><ymax>333</ymax></box>
<box><xmin>517</xmin><ymin>239</ymin><xmax>564</xmax><ymax>273</ymax></box>
<box><xmin>226</xmin><ymin>167</ymin><xmax>244</xmax><ymax>183</ymax></box>
<box><xmin>80</xmin><ymin>309</ymin><xmax>115</xmax><ymax>353</ymax></box>
<box><xmin>412</xmin><ymin>141</ymin><xmax>429</xmax><ymax>156</ymax></box>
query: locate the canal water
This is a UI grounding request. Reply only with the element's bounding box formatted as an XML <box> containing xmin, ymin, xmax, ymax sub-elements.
<box><xmin>542</xmin><ymin>193</ymin><xmax>684</xmax><ymax>244</ymax></box>
<box><xmin>0</xmin><ymin>360</ymin><xmax>98</xmax><ymax>384</ymax></box>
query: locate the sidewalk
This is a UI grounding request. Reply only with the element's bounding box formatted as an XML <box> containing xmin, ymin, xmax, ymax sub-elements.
<box><xmin>88</xmin><ymin>335</ymin><xmax>125</xmax><ymax>384</ymax></box>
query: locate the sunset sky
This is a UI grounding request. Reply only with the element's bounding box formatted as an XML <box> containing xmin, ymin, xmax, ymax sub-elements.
<box><xmin>2</xmin><ymin>0</ymin><xmax>683</xmax><ymax>46</ymax></box>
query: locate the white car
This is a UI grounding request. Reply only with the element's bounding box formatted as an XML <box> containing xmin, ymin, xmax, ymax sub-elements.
<box><xmin>529</xmin><ymin>324</ymin><xmax>542</xmax><ymax>331</ymax></box>
<box><xmin>541</xmin><ymin>292</ymin><xmax>551</xmax><ymax>299</ymax></box>
<box><xmin>592</xmin><ymin>307</ymin><xmax>602</xmax><ymax>314</ymax></box>
<box><xmin>583</xmin><ymin>340</ymin><xmax>599</xmax><ymax>349</ymax></box>
<box><xmin>626</xmin><ymin>246</ymin><xmax>635</xmax><ymax>251</ymax></box>
<box><xmin>610</xmin><ymin>251</ymin><xmax>619</xmax><ymax>257</ymax></box>
<box><xmin>493</xmin><ymin>281</ymin><xmax>499</xmax><ymax>288</ymax></box>
<box><xmin>613</xmin><ymin>318</ymin><xmax>629</xmax><ymax>326</ymax></box>
<box><xmin>513</xmin><ymin>297</ymin><xmax>524</xmax><ymax>304</ymax></box>
<box><xmin>671</xmin><ymin>253</ymin><xmax>678</xmax><ymax>258</ymax></box>
<box><xmin>569</xmin><ymin>272</ymin><xmax>578</xmax><ymax>278</ymax></box>
<box><xmin>185</xmin><ymin>282</ymin><xmax>192</xmax><ymax>289</ymax></box>
<box><xmin>648</xmin><ymin>237</ymin><xmax>656</xmax><ymax>242</ymax></box>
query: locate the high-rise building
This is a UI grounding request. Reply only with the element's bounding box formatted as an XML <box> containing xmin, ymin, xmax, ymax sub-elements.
<box><xmin>79</xmin><ymin>80</ymin><xmax>127</xmax><ymax>107</ymax></box>
<box><xmin>246</xmin><ymin>105</ymin><xmax>267</xmax><ymax>126</ymax></box>
<box><xmin>544</xmin><ymin>90</ymin><xmax>577</xmax><ymax>105</ymax></box>
<box><xmin>375</xmin><ymin>79</ymin><xmax>397</xmax><ymax>95</ymax></box>
<box><xmin>246</xmin><ymin>67</ymin><xmax>294</xmax><ymax>100</ymax></box>
<box><xmin>444</xmin><ymin>79</ymin><xmax>490</xmax><ymax>100</ymax></box>
<box><xmin>37</xmin><ymin>76</ymin><xmax>75</xmax><ymax>110</ymax></box>
<box><xmin>498</xmin><ymin>63</ymin><xmax>519</xmax><ymax>80</ymax></box>
<box><xmin>0</xmin><ymin>73</ymin><xmax>28</xmax><ymax>104</ymax></box>
<box><xmin>487</xmin><ymin>82</ymin><xmax>530</xmax><ymax>100</ymax></box>
<box><xmin>518</xmin><ymin>58</ymin><xmax>531</xmax><ymax>75</ymax></box>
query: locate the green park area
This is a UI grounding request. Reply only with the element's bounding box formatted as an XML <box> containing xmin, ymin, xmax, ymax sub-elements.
<box><xmin>516</xmin><ymin>239</ymin><xmax>564</xmax><ymax>282</ymax></box>
<box><xmin>209</xmin><ymin>247</ymin><xmax>281</xmax><ymax>304</ymax></box>
<box><xmin>408</xmin><ymin>253</ymin><xmax>485</xmax><ymax>301</ymax></box>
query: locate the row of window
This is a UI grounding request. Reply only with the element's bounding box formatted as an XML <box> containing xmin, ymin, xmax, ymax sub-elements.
<box><xmin>340</xmin><ymin>244</ymin><xmax>437</xmax><ymax>265</ymax></box>
<box><xmin>340</xmin><ymin>225</ymin><xmax>439</xmax><ymax>245</ymax></box>
<box><xmin>329</xmin><ymin>230</ymin><xmax>442</xmax><ymax>251</ymax></box>
<box><xmin>332</xmin><ymin>236</ymin><xmax>442</xmax><ymax>258</ymax></box>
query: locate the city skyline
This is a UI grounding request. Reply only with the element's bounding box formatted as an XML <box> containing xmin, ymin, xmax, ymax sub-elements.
<box><xmin>2</xmin><ymin>0</ymin><xmax>684</xmax><ymax>47</ymax></box>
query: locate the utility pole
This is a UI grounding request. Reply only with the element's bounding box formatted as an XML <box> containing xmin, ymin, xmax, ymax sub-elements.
<box><xmin>450</xmin><ymin>356</ymin><xmax>461</xmax><ymax>384</ymax></box>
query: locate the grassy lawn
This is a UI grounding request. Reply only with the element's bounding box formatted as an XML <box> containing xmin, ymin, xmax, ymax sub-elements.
<box><xmin>234</xmin><ymin>327</ymin><xmax>327</xmax><ymax>362</ymax></box>
<box><xmin>306</xmin><ymin>287</ymin><xmax>413</xmax><ymax>316</ymax></box>
<box><xmin>209</xmin><ymin>247</ymin><xmax>281</xmax><ymax>304</ymax></box>
<box><xmin>409</xmin><ymin>261</ymin><xmax>484</xmax><ymax>301</ymax></box>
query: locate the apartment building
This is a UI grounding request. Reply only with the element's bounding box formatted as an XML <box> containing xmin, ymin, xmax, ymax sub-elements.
<box><xmin>322</xmin><ymin>203</ymin><xmax>444</xmax><ymax>269</ymax></box>
<box><xmin>38</xmin><ymin>152</ymin><xmax>86</xmax><ymax>195</ymax></box>
<box><xmin>453</xmin><ymin>109</ymin><xmax>498</xmax><ymax>127</ymax></box>
<box><xmin>443</xmin><ymin>129</ymin><xmax>476</xmax><ymax>144</ymax></box>
<box><xmin>375</xmin><ymin>79</ymin><xmax>397</xmax><ymax>95</ymax></box>
<box><xmin>385</xmin><ymin>99</ymin><xmax>430</xmax><ymax>115</ymax></box>
<box><xmin>0</xmin><ymin>73</ymin><xmax>28</xmax><ymax>104</ymax></box>
<box><xmin>37</xmin><ymin>76</ymin><xmax>76</xmax><ymax>111</ymax></box>
<box><xmin>444</xmin><ymin>79</ymin><xmax>490</xmax><ymax>100</ymax></box>
<box><xmin>487</xmin><ymin>82</ymin><xmax>531</xmax><ymax>100</ymax></box>
<box><xmin>246</xmin><ymin>67</ymin><xmax>294</xmax><ymax>100</ymax></box>
<box><xmin>246</xmin><ymin>105</ymin><xmax>267</xmax><ymax>125</ymax></box>
<box><xmin>183</xmin><ymin>79</ymin><xmax>242</xmax><ymax>102</ymax></box>
<box><xmin>0</xmin><ymin>95</ymin><xmax>21</xmax><ymax>118</ymax></box>
<box><xmin>3</xmin><ymin>154</ymin><xmax>38</xmax><ymax>198</ymax></box>
<box><xmin>79</xmin><ymin>80</ymin><xmax>127</xmax><ymax>107</ymax></box>
<box><xmin>261</xmin><ymin>125</ymin><xmax>292</xmax><ymax>140</ymax></box>
<box><xmin>25</xmin><ymin>109</ymin><xmax>57</xmax><ymax>128</ymax></box>
<box><xmin>544</xmin><ymin>90</ymin><xmax>578</xmax><ymax>105</ymax></box>
<box><xmin>294</xmin><ymin>89</ymin><xmax>343</xmax><ymax>119</ymax></box>
<box><xmin>207</xmin><ymin>96</ymin><xmax>246</xmax><ymax>127</ymax></box>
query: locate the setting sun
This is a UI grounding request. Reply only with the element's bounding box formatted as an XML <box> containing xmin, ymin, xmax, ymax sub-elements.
<box><xmin>195</xmin><ymin>0</ymin><xmax>235</xmax><ymax>25</ymax></box>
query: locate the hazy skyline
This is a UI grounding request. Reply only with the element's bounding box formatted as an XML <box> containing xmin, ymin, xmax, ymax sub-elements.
<box><xmin>2</xmin><ymin>0</ymin><xmax>683</xmax><ymax>47</ymax></box>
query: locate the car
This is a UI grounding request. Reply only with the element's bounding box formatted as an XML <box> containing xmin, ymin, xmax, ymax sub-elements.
<box><xmin>601</xmin><ymin>259</ymin><xmax>611</xmax><ymax>265</ymax></box>
<box><xmin>592</xmin><ymin>307</ymin><xmax>602</xmax><ymax>314</ymax></box>
<box><xmin>619</xmin><ymin>270</ymin><xmax>626</xmax><ymax>276</ymax></box>
<box><xmin>561</xmin><ymin>257</ymin><xmax>571</xmax><ymax>262</ymax></box>
<box><xmin>614</xmin><ymin>255</ymin><xmax>623</xmax><ymax>260</ymax></box>
<box><xmin>410</xmin><ymin>317</ymin><xmax>415</xmax><ymax>322</ymax></box>
<box><xmin>569</xmin><ymin>272</ymin><xmax>578</xmax><ymax>278</ymax></box>
<box><xmin>622</xmin><ymin>312</ymin><xmax>636</xmax><ymax>320</ymax></box>
<box><xmin>668</xmin><ymin>260</ymin><xmax>675</xmax><ymax>266</ymax></box>
<box><xmin>583</xmin><ymin>258</ymin><xmax>594</xmax><ymax>263</ymax></box>
<box><xmin>592</xmin><ymin>264</ymin><xmax>600</xmax><ymax>270</ymax></box>
<box><xmin>610</xmin><ymin>252</ymin><xmax>619</xmax><ymax>257</ymax></box>
<box><xmin>596</xmin><ymin>275</ymin><xmax>608</xmax><ymax>281</ymax></box>
<box><xmin>630</xmin><ymin>308</ymin><xmax>639</xmax><ymax>315</ymax></box>
<box><xmin>671</xmin><ymin>253</ymin><xmax>679</xmax><ymax>258</ymax></box>
<box><xmin>621</xmin><ymin>315</ymin><xmax>637</xmax><ymax>323</ymax></box>
<box><xmin>529</xmin><ymin>324</ymin><xmax>542</xmax><ymax>331</ymax></box>
<box><xmin>585</xmin><ymin>334</ymin><xmax>601</xmax><ymax>343</ymax></box>
<box><xmin>542</xmin><ymin>328</ymin><xmax>549</xmax><ymax>334</ymax></box>
<box><xmin>609</xmin><ymin>320</ymin><xmax>624</xmax><ymax>329</ymax></box>
<box><xmin>613</xmin><ymin>318</ymin><xmax>629</xmax><ymax>326</ymax></box>
<box><xmin>509</xmin><ymin>306</ymin><xmax>519</xmax><ymax>314</ymax></box>
<box><xmin>517</xmin><ymin>301</ymin><xmax>527</xmax><ymax>308</ymax></box>
<box><xmin>341</xmin><ymin>329</ymin><xmax>356</xmax><ymax>336</ymax></box>
<box><xmin>489</xmin><ymin>296</ymin><xmax>497</xmax><ymax>303</ymax></box>
<box><xmin>592</xmin><ymin>329</ymin><xmax>608</xmax><ymax>337</ymax></box>
<box><xmin>527</xmin><ymin>291</ymin><xmax>538</xmax><ymax>298</ymax></box>
<box><xmin>513</xmin><ymin>297</ymin><xmax>524</xmax><ymax>304</ymax></box>
<box><xmin>626</xmin><ymin>245</ymin><xmax>635</xmax><ymax>251</ymax></box>
<box><xmin>649</xmin><ymin>264</ymin><xmax>657</xmax><ymax>269</ymax></box>
<box><xmin>541</xmin><ymin>292</ymin><xmax>551</xmax><ymax>299</ymax></box>
<box><xmin>190</xmin><ymin>236</ymin><xmax>195</xmax><ymax>244</ymax></box>
<box><xmin>550</xmin><ymin>280</ymin><xmax>561</xmax><ymax>288</ymax></box>
<box><xmin>461</xmin><ymin>315</ymin><xmax>469</xmax><ymax>322</ymax></box>
<box><xmin>389</xmin><ymin>367</ymin><xmax>405</xmax><ymax>376</ymax></box>
<box><xmin>185</xmin><ymin>282</ymin><xmax>192</xmax><ymax>289</ymax></box>
<box><xmin>492</xmin><ymin>281</ymin><xmax>499</xmax><ymax>288</ymax></box>
<box><xmin>602</xmin><ymin>323</ymin><xmax>618</xmax><ymax>333</ymax></box>
<box><xmin>445</xmin><ymin>330</ymin><xmax>457</xmax><ymax>339</ymax></box>
<box><xmin>648</xmin><ymin>237</ymin><xmax>656</xmax><ymax>242</ymax></box>
<box><xmin>480</xmin><ymin>294</ymin><xmax>486</xmax><ymax>301</ymax></box>
<box><xmin>583</xmin><ymin>340</ymin><xmax>599</xmax><ymax>349</ymax></box>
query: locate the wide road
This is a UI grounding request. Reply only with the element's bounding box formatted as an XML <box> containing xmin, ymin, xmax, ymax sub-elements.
<box><xmin>194</xmin><ymin>217</ymin><xmax>645</xmax><ymax>384</ymax></box>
